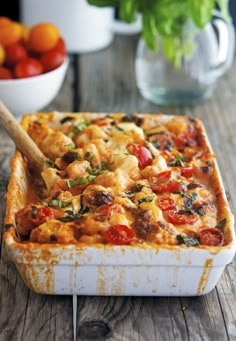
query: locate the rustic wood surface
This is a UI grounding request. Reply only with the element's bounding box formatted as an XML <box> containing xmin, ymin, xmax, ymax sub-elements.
<box><xmin>0</xmin><ymin>34</ymin><xmax>236</xmax><ymax>341</ymax></box>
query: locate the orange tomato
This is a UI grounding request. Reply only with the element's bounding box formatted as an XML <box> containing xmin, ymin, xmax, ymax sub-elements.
<box><xmin>0</xmin><ymin>21</ymin><xmax>23</xmax><ymax>46</ymax></box>
<box><xmin>28</xmin><ymin>22</ymin><xmax>60</xmax><ymax>53</ymax></box>
<box><xmin>0</xmin><ymin>17</ymin><xmax>12</xmax><ymax>28</ymax></box>
<box><xmin>0</xmin><ymin>44</ymin><xmax>5</xmax><ymax>65</ymax></box>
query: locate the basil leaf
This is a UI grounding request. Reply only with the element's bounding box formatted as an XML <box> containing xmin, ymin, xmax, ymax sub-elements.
<box><xmin>189</xmin><ymin>0</ymin><xmax>215</xmax><ymax>28</ymax></box>
<box><xmin>119</xmin><ymin>0</ymin><xmax>137</xmax><ymax>23</ymax></box>
<box><xmin>138</xmin><ymin>196</ymin><xmax>154</xmax><ymax>204</ymax></box>
<box><xmin>48</xmin><ymin>200</ymin><xmax>70</xmax><ymax>208</ymax></box>
<box><xmin>66</xmin><ymin>175</ymin><xmax>97</xmax><ymax>188</ymax></box>
<box><xmin>177</xmin><ymin>234</ymin><xmax>200</xmax><ymax>246</ymax></box>
<box><xmin>68</xmin><ymin>120</ymin><xmax>90</xmax><ymax>138</ymax></box>
<box><xmin>215</xmin><ymin>218</ymin><xmax>227</xmax><ymax>230</ymax></box>
<box><xmin>142</xmin><ymin>11</ymin><xmax>157</xmax><ymax>52</ymax></box>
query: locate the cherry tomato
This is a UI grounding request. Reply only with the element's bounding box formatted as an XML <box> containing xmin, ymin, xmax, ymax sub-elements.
<box><xmin>199</xmin><ymin>228</ymin><xmax>224</xmax><ymax>246</ymax></box>
<box><xmin>5</xmin><ymin>43</ymin><xmax>28</xmax><ymax>67</ymax></box>
<box><xmin>30</xmin><ymin>206</ymin><xmax>54</xmax><ymax>226</ymax></box>
<box><xmin>15</xmin><ymin>205</ymin><xmax>54</xmax><ymax>229</ymax></box>
<box><xmin>0</xmin><ymin>65</ymin><xmax>13</xmax><ymax>79</ymax></box>
<box><xmin>105</xmin><ymin>224</ymin><xmax>136</xmax><ymax>245</ymax></box>
<box><xmin>39</xmin><ymin>38</ymin><xmax>66</xmax><ymax>72</ymax></box>
<box><xmin>151</xmin><ymin>170</ymin><xmax>184</xmax><ymax>194</ymax></box>
<box><xmin>14</xmin><ymin>57</ymin><xmax>43</xmax><ymax>78</ymax></box>
<box><xmin>94</xmin><ymin>203</ymin><xmax>122</xmax><ymax>219</ymax></box>
<box><xmin>181</xmin><ymin>167</ymin><xmax>193</xmax><ymax>178</ymax></box>
<box><xmin>167</xmin><ymin>210</ymin><xmax>199</xmax><ymax>225</ymax></box>
<box><xmin>129</xmin><ymin>144</ymin><xmax>153</xmax><ymax>169</ymax></box>
<box><xmin>175</xmin><ymin>133</ymin><xmax>197</xmax><ymax>149</ymax></box>
<box><xmin>167</xmin><ymin>180</ymin><xmax>185</xmax><ymax>193</ymax></box>
<box><xmin>156</xmin><ymin>195</ymin><xmax>175</xmax><ymax>211</ymax></box>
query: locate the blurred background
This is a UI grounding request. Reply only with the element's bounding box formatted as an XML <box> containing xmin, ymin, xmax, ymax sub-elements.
<box><xmin>1</xmin><ymin>0</ymin><xmax>236</xmax><ymax>28</ymax></box>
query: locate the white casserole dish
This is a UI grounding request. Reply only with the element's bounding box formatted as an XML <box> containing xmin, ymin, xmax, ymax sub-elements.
<box><xmin>3</xmin><ymin>112</ymin><xmax>236</xmax><ymax>296</ymax></box>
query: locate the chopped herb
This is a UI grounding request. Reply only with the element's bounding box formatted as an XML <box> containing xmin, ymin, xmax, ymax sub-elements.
<box><xmin>215</xmin><ymin>218</ymin><xmax>227</xmax><ymax>230</ymax></box>
<box><xmin>125</xmin><ymin>184</ymin><xmax>144</xmax><ymax>197</ymax></box>
<box><xmin>138</xmin><ymin>196</ymin><xmax>154</xmax><ymax>204</ymax></box>
<box><xmin>57</xmin><ymin>210</ymin><xmax>85</xmax><ymax>223</ymax></box>
<box><xmin>66</xmin><ymin>175</ymin><xmax>97</xmax><ymax>188</ymax></box>
<box><xmin>64</xmin><ymin>143</ymin><xmax>76</xmax><ymax>150</ymax></box>
<box><xmin>151</xmin><ymin>139</ymin><xmax>174</xmax><ymax>151</ymax></box>
<box><xmin>180</xmin><ymin>191</ymin><xmax>197</xmax><ymax>201</ymax></box>
<box><xmin>168</xmin><ymin>155</ymin><xmax>184</xmax><ymax>167</ymax></box>
<box><xmin>48</xmin><ymin>199</ymin><xmax>70</xmax><ymax>208</ymax></box>
<box><xmin>47</xmin><ymin>159</ymin><xmax>60</xmax><ymax>169</ymax></box>
<box><xmin>31</xmin><ymin>205</ymin><xmax>38</xmax><ymax>219</ymax></box>
<box><xmin>177</xmin><ymin>235</ymin><xmax>200</xmax><ymax>247</ymax></box>
<box><xmin>187</xmin><ymin>183</ymin><xmax>201</xmax><ymax>190</ymax></box>
<box><xmin>86</xmin><ymin>161</ymin><xmax>109</xmax><ymax>176</ymax></box>
<box><xmin>85</xmin><ymin>151</ymin><xmax>94</xmax><ymax>166</ymax></box>
<box><xmin>60</xmin><ymin>116</ymin><xmax>74</xmax><ymax>124</ymax></box>
<box><xmin>68</xmin><ymin>120</ymin><xmax>90</xmax><ymax>138</ymax></box>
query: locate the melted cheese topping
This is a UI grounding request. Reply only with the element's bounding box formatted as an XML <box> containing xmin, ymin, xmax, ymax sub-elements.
<box><xmin>14</xmin><ymin>113</ymin><xmax>226</xmax><ymax>247</ymax></box>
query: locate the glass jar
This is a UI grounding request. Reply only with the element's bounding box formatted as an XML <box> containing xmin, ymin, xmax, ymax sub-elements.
<box><xmin>135</xmin><ymin>11</ymin><xmax>235</xmax><ymax>105</ymax></box>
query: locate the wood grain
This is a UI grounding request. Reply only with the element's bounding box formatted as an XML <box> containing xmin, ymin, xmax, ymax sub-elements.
<box><xmin>0</xmin><ymin>34</ymin><xmax>235</xmax><ymax>341</ymax></box>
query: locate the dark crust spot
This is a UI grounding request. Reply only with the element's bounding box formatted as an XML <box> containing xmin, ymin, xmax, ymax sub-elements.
<box><xmin>62</xmin><ymin>151</ymin><xmax>79</xmax><ymax>164</ymax></box>
<box><xmin>134</xmin><ymin>210</ymin><xmax>159</xmax><ymax>238</ymax></box>
<box><xmin>89</xmin><ymin>191</ymin><xmax>114</xmax><ymax>206</ymax></box>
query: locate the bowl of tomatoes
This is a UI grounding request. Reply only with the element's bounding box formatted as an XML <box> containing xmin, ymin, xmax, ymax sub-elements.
<box><xmin>0</xmin><ymin>17</ymin><xmax>68</xmax><ymax>117</ymax></box>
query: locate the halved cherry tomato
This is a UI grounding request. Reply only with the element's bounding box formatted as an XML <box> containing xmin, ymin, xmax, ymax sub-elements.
<box><xmin>166</xmin><ymin>210</ymin><xmax>199</xmax><ymax>225</ymax></box>
<box><xmin>181</xmin><ymin>167</ymin><xmax>193</xmax><ymax>178</ymax></box>
<box><xmin>151</xmin><ymin>170</ymin><xmax>184</xmax><ymax>194</ymax></box>
<box><xmin>175</xmin><ymin>133</ymin><xmax>197</xmax><ymax>149</ymax></box>
<box><xmin>129</xmin><ymin>144</ymin><xmax>153</xmax><ymax>169</ymax></box>
<box><xmin>199</xmin><ymin>227</ymin><xmax>224</xmax><ymax>246</ymax></box>
<box><xmin>16</xmin><ymin>205</ymin><xmax>54</xmax><ymax>229</ymax></box>
<box><xmin>5</xmin><ymin>42</ymin><xmax>28</xmax><ymax>67</ymax></box>
<box><xmin>14</xmin><ymin>57</ymin><xmax>43</xmax><ymax>78</ymax></box>
<box><xmin>156</xmin><ymin>195</ymin><xmax>175</xmax><ymax>211</ymax></box>
<box><xmin>167</xmin><ymin>180</ymin><xmax>185</xmax><ymax>193</ymax></box>
<box><xmin>94</xmin><ymin>203</ymin><xmax>122</xmax><ymax>219</ymax></box>
<box><xmin>105</xmin><ymin>224</ymin><xmax>135</xmax><ymax>245</ymax></box>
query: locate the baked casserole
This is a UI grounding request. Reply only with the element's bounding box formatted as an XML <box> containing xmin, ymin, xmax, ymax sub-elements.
<box><xmin>3</xmin><ymin>112</ymin><xmax>236</xmax><ymax>295</ymax></box>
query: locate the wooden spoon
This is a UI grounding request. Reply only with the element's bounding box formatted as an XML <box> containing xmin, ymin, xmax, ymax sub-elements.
<box><xmin>0</xmin><ymin>101</ymin><xmax>48</xmax><ymax>174</ymax></box>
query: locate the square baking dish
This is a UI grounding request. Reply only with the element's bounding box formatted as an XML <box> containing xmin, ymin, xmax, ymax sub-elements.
<box><xmin>3</xmin><ymin>112</ymin><xmax>236</xmax><ymax>296</ymax></box>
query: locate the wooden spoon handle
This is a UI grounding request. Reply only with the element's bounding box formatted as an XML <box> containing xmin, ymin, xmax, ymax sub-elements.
<box><xmin>0</xmin><ymin>101</ymin><xmax>48</xmax><ymax>173</ymax></box>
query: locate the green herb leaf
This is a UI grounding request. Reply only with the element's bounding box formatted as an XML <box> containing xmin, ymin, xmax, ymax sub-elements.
<box><xmin>138</xmin><ymin>196</ymin><xmax>154</xmax><ymax>205</ymax></box>
<box><xmin>189</xmin><ymin>0</ymin><xmax>215</xmax><ymax>28</ymax></box>
<box><xmin>68</xmin><ymin>120</ymin><xmax>90</xmax><ymax>138</ymax></box>
<box><xmin>119</xmin><ymin>0</ymin><xmax>137</xmax><ymax>23</ymax></box>
<box><xmin>66</xmin><ymin>175</ymin><xmax>97</xmax><ymax>188</ymax></box>
<box><xmin>48</xmin><ymin>199</ymin><xmax>70</xmax><ymax>208</ymax></box>
<box><xmin>215</xmin><ymin>218</ymin><xmax>227</xmax><ymax>230</ymax></box>
<box><xmin>177</xmin><ymin>234</ymin><xmax>200</xmax><ymax>246</ymax></box>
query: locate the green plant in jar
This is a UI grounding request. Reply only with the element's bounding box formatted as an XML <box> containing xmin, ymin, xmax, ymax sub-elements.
<box><xmin>87</xmin><ymin>0</ymin><xmax>231</xmax><ymax>67</ymax></box>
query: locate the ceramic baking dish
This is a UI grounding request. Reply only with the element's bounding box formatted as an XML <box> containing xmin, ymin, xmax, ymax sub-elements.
<box><xmin>3</xmin><ymin>112</ymin><xmax>236</xmax><ymax>296</ymax></box>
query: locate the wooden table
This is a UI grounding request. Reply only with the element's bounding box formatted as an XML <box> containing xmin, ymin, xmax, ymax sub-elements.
<box><xmin>0</xmin><ymin>34</ymin><xmax>236</xmax><ymax>341</ymax></box>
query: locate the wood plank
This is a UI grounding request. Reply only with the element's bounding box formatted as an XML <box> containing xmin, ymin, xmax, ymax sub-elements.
<box><xmin>0</xmin><ymin>59</ymin><xmax>75</xmax><ymax>341</ymax></box>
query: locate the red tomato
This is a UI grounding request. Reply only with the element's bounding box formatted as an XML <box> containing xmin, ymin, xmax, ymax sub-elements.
<box><xmin>199</xmin><ymin>228</ymin><xmax>224</xmax><ymax>246</ymax></box>
<box><xmin>129</xmin><ymin>144</ymin><xmax>153</xmax><ymax>169</ymax></box>
<box><xmin>167</xmin><ymin>180</ymin><xmax>185</xmax><ymax>193</ymax></box>
<box><xmin>167</xmin><ymin>210</ymin><xmax>199</xmax><ymax>225</ymax></box>
<box><xmin>14</xmin><ymin>57</ymin><xmax>43</xmax><ymax>78</ymax></box>
<box><xmin>5</xmin><ymin>43</ymin><xmax>28</xmax><ymax>67</ymax></box>
<box><xmin>0</xmin><ymin>65</ymin><xmax>13</xmax><ymax>79</ymax></box>
<box><xmin>105</xmin><ymin>225</ymin><xmax>136</xmax><ymax>245</ymax></box>
<box><xmin>94</xmin><ymin>203</ymin><xmax>122</xmax><ymax>218</ymax></box>
<box><xmin>156</xmin><ymin>195</ymin><xmax>175</xmax><ymax>211</ymax></box>
<box><xmin>39</xmin><ymin>37</ymin><xmax>66</xmax><ymax>72</ymax></box>
<box><xmin>151</xmin><ymin>170</ymin><xmax>184</xmax><ymax>194</ymax></box>
<box><xmin>181</xmin><ymin>167</ymin><xmax>193</xmax><ymax>178</ymax></box>
<box><xmin>175</xmin><ymin>133</ymin><xmax>197</xmax><ymax>149</ymax></box>
<box><xmin>16</xmin><ymin>205</ymin><xmax>54</xmax><ymax>229</ymax></box>
<box><xmin>30</xmin><ymin>206</ymin><xmax>54</xmax><ymax>226</ymax></box>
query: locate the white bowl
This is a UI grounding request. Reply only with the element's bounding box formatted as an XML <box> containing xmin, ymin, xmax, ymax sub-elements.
<box><xmin>0</xmin><ymin>57</ymin><xmax>69</xmax><ymax>118</ymax></box>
